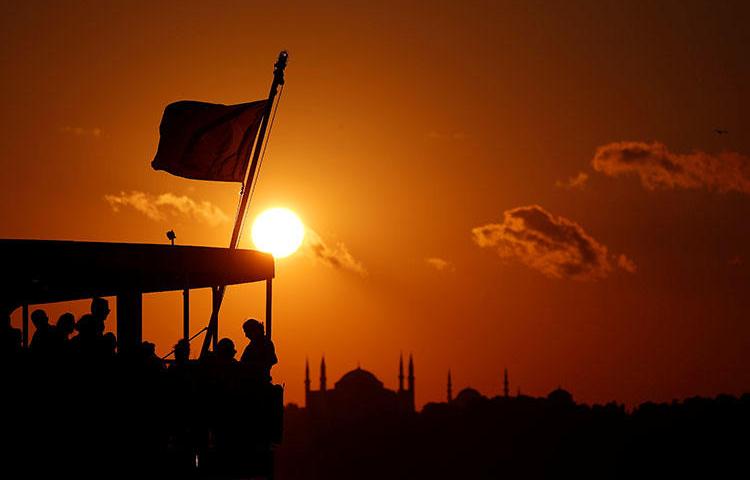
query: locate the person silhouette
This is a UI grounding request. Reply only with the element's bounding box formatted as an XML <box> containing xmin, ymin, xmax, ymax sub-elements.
<box><xmin>56</xmin><ymin>313</ymin><xmax>75</xmax><ymax>341</ymax></box>
<box><xmin>239</xmin><ymin>319</ymin><xmax>277</xmax><ymax>383</ymax></box>
<box><xmin>216</xmin><ymin>338</ymin><xmax>238</xmax><ymax>365</ymax></box>
<box><xmin>30</xmin><ymin>309</ymin><xmax>57</xmax><ymax>357</ymax></box>
<box><xmin>69</xmin><ymin>313</ymin><xmax>98</xmax><ymax>361</ymax></box>
<box><xmin>43</xmin><ymin>312</ymin><xmax>76</xmax><ymax>362</ymax></box>
<box><xmin>173</xmin><ymin>339</ymin><xmax>190</xmax><ymax>366</ymax></box>
<box><xmin>90</xmin><ymin>297</ymin><xmax>111</xmax><ymax>337</ymax></box>
<box><xmin>167</xmin><ymin>338</ymin><xmax>197</xmax><ymax>475</ymax></box>
<box><xmin>140</xmin><ymin>341</ymin><xmax>164</xmax><ymax>372</ymax></box>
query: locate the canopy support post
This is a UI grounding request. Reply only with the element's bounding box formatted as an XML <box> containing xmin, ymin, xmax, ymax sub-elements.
<box><xmin>182</xmin><ymin>288</ymin><xmax>190</xmax><ymax>341</ymax></box>
<box><xmin>211</xmin><ymin>287</ymin><xmax>220</xmax><ymax>350</ymax></box>
<box><xmin>22</xmin><ymin>304</ymin><xmax>28</xmax><ymax>348</ymax></box>
<box><xmin>266</xmin><ymin>278</ymin><xmax>273</xmax><ymax>340</ymax></box>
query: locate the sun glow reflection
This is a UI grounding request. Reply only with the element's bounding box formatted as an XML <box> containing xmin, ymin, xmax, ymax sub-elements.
<box><xmin>251</xmin><ymin>208</ymin><xmax>305</xmax><ymax>258</ymax></box>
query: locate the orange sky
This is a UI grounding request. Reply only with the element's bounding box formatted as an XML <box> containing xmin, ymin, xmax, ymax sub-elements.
<box><xmin>2</xmin><ymin>1</ymin><xmax>750</xmax><ymax>408</ymax></box>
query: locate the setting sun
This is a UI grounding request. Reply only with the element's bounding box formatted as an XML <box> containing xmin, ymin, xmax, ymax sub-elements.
<box><xmin>251</xmin><ymin>207</ymin><xmax>305</xmax><ymax>258</ymax></box>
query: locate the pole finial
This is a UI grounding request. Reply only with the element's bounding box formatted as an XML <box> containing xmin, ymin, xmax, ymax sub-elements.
<box><xmin>274</xmin><ymin>50</ymin><xmax>289</xmax><ymax>86</ymax></box>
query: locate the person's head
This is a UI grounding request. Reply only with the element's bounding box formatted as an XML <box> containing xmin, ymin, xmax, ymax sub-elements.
<box><xmin>141</xmin><ymin>341</ymin><xmax>156</xmax><ymax>358</ymax></box>
<box><xmin>242</xmin><ymin>319</ymin><xmax>265</xmax><ymax>341</ymax></box>
<box><xmin>216</xmin><ymin>338</ymin><xmax>236</xmax><ymax>361</ymax></box>
<box><xmin>174</xmin><ymin>339</ymin><xmax>190</xmax><ymax>363</ymax></box>
<box><xmin>76</xmin><ymin>314</ymin><xmax>96</xmax><ymax>337</ymax></box>
<box><xmin>56</xmin><ymin>313</ymin><xmax>76</xmax><ymax>336</ymax></box>
<box><xmin>91</xmin><ymin>297</ymin><xmax>110</xmax><ymax>321</ymax></box>
<box><xmin>31</xmin><ymin>309</ymin><xmax>49</xmax><ymax>329</ymax></box>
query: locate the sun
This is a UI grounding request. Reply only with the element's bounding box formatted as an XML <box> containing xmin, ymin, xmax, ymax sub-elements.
<box><xmin>251</xmin><ymin>208</ymin><xmax>305</xmax><ymax>258</ymax></box>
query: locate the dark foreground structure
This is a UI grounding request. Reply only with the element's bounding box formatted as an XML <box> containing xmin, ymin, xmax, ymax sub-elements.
<box><xmin>0</xmin><ymin>239</ymin><xmax>282</xmax><ymax>479</ymax></box>
<box><xmin>278</xmin><ymin>382</ymin><xmax>750</xmax><ymax>480</ymax></box>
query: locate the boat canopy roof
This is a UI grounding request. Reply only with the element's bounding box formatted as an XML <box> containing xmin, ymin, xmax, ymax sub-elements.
<box><xmin>0</xmin><ymin>239</ymin><xmax>274</xmax><ymax>313</ymax></box>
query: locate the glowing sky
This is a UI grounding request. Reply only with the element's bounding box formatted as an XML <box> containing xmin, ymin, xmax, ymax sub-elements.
<box><xmin>1</xmin><ymin>1</ymin><xmax>749</xmax><ymax>408</ymax></box>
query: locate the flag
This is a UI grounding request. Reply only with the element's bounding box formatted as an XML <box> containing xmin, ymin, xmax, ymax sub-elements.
<box><xmin>151</xmin><ymin>100</ymin><xmax>267</xmax><ymax>182</ymax></box>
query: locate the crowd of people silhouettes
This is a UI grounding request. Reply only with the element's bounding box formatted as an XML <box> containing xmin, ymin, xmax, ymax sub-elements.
<box><xmin>0</xmin><ymin>298</ymin><xmax>281</xmax><ymax>478</ymax></box>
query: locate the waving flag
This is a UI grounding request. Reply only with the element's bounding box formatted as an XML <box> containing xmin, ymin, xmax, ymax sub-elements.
<box><xmin>151</xmin><ymin>100</ymin><xmax>267</xmax><ymax>182</ymax></box>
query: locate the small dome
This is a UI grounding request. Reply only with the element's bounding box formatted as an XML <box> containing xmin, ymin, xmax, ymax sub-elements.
<box><xmin>453</xmin><ymin>387</ymin><xmax>486</xmax><ymax>407</ymax></box>
<box><xmin>547</xmin><ymin>387</ymin><xmax>574</xmax><ymax>404</ymax></box>
<box><xmin>334</xmin><ymin>367</ymin><xmax>384</xmax><ymax>390</ymax></box>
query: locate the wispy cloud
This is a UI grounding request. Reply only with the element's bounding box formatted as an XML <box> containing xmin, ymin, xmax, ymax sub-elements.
<box><xmin>104</xmin><ymin>191</ymin><xmax>230</xmax><ymax>226</ymax></box>
<box><xmin>556</xmin><ymin>172</ymin><xmax>589</xmax><ymax>190</ymax></box>
<box><xmin>425</xmin><ymin>257</ymin><xmax>454</xmax><ymax>272</ymax></box>
<box><xmin>592</xmin><ymin>141</ymin><xmax>750</xmax><ymax>193</ymax></box>
<box><xmin>616</xmin><ymin>254</ymin><xmax>638</xmax><ymax>273</ymax></box>
<box><xmin>305</xmin><ymin>229</ymin><xmax>367</xmax><ymax>276</ymax></box>
<box><xmin>60</xmin><ymin>126</ymin><xmax>102</xmax><ymax>137</ymax></box>
<box><xmin>472</xmin><ymin>205</ymin><xmax>635</xmax><ymax>281</ymax></box>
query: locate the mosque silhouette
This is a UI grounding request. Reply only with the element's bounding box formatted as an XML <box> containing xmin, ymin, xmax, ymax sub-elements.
<box><xmin>304</xmin><ymin>354</ymin><xmax>415</xmax><ymax>417</ymax></box>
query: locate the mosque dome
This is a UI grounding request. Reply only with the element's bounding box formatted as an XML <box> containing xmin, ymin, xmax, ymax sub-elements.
<box><xmin>453</xmin><ymin>387</ymin><xmax>486</xmax><ymax>407</ymax></box>
<box><xmin>547</xmin><ymin>387</ymin><xmax>574</xmax><ymax>405</ymax></box>
<box><xmin>334</xmin><ymin>367</ymin><xmax>384</xmax><ymax>391</ymax></box>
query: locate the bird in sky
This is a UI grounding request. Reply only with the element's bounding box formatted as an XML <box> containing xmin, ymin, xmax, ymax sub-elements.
<box><xmin>714</xmin><ymin>128</ymin><xmax>729</xmax><ymax>135</ymax></box>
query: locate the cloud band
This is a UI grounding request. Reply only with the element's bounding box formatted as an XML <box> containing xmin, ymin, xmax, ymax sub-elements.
<box><xmin>472</xmin><ymin>205</ymin><xmax>634</xmax><ymax>281</ymax></box>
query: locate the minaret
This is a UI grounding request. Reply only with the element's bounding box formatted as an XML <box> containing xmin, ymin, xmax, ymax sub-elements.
<box><xmin>406</xmin><ymin>353</ymin><xmax>415</xmax><ymax>412</ymax></box>
<box><xmin>320</xmin><ymin>356</ymin><xmax>327</xmax><ymax>392</ymax></box>
<box><xmin>305</xmin><ymin>357</ymin><xmax>311</xmax><ymax>397</ymax></box>
<box><xmin>398</xmin><ymin>353</ymin><xmax>404</xmax><ymax>392</ymax></box>
<box><xmin>408</xmin><ymin>354</ymin><xmax>414</xmax><ymax>392</ymax></box>
<box><xmin>407</xmin><ymin>354</ymin><xmax>415</xmax><ymax>411</ymax></box>
<box><xmin>503</xmin><ymin>368</ymin><xmax>509</xmax><ymax>398</ymax></box>
<box><xmin>447</xmin><ymin>369</ymin><xmax>453</xmax><ymax>402</ymax></box>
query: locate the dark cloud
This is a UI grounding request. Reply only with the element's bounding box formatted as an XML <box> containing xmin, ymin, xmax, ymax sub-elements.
<box><xmin>592</xmin><ymin>141</ymin><xmax>750</xmax><ymax>193</ymax></box>
<box><xmin>472</xmin><ymin>205</ymin><xmax>634</xmax><ymax>281</ymax></box>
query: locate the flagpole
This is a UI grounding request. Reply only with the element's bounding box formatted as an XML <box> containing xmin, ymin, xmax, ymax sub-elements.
<box><xmin>230</xmin><ymin>50</ymin><xmax>288</xmax><ymax>250</ymax></box>
<box><xmin>200</xmin><ymin>50</ymin><xmax>288</xmax><ymax>358</ymax></box>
